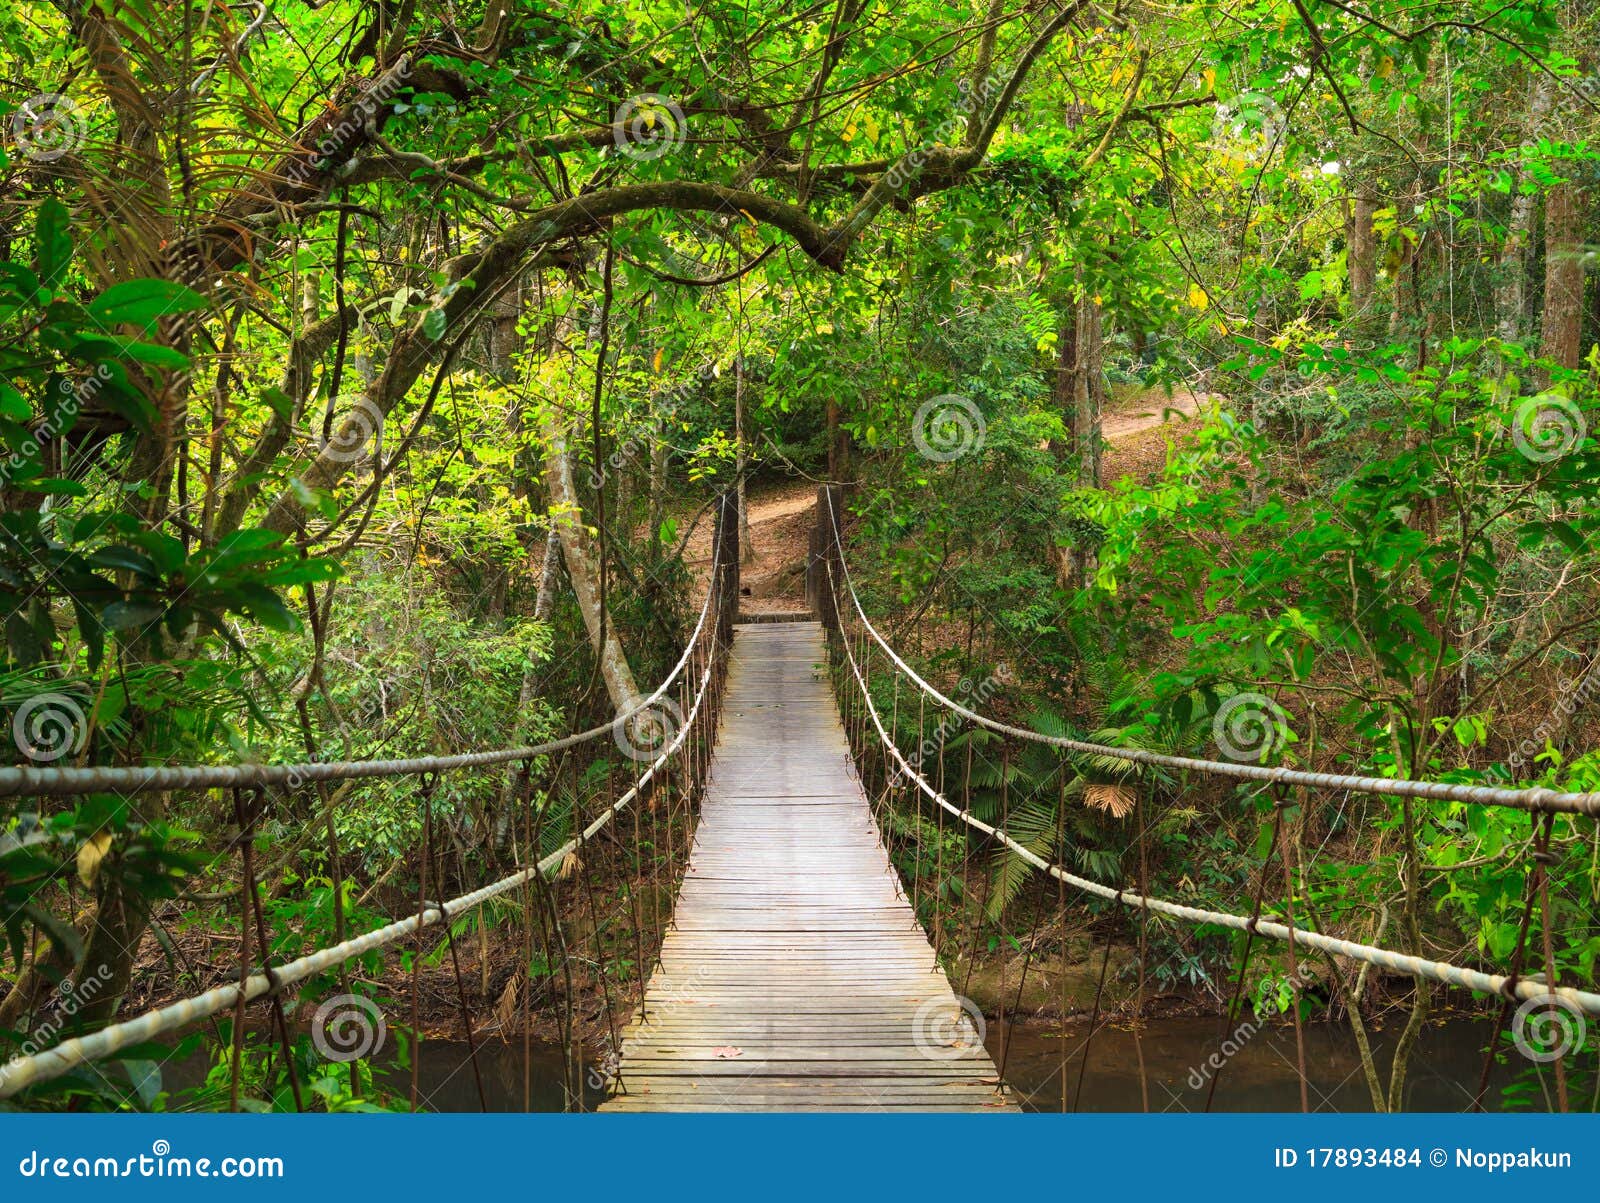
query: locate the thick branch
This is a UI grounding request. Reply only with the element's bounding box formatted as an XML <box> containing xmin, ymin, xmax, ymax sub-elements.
<box><xmin>825</xmin><ymin>0</ymin><xmax>1088</xmax><ymax>254</ymax></box>
<box><xmin>214</xmin><ymin>304</ymin><xmax>355</xmax><ymax>538</ymax></box>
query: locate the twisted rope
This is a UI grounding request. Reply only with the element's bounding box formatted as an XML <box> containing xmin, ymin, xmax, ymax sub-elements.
<box><xmin>0</xmin><ymin>601</ymin><xmax>725</xmax><ymax>1098</ymax></box>
<box><xmin>0</xmin><ymin>541</ymin><xmax>721</xmax><ymax>800</ymax></box>
<box><xmin>823</xmin><ymin>491</ymin><xmax>1600</xmax><ymax>817</ymax></box>
<box><xmin>826</xmin><ymin>561</ymin><xmax>1600</xmax><ymax>1018</ymax></box>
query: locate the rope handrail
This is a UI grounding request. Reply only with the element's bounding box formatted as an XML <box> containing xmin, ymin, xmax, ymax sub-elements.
<box><xmin>0</xmin><ymin>537</ymin><xmax>723</xmax><ymax>800</ymax></box>
<box><xmin>0</xmin><ymin>598</ymin><xmax>726</xmax><ymax>1098</ymax></box>
<box><xmin>826</xmin><ymin>560</ymin><xmax>1600</xmax><ymax>1018</ymax></box>
<box><xmin>822</xmin><ymin>491</ymin><xmax>1600</xmax><ymax>818</ymax></box>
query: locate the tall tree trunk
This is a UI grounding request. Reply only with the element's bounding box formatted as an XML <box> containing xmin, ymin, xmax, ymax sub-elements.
<box><xmin>1347</xmin><ymin>191</ymin><xmax>1378</xmax><ymax>318</ymax></box>
<box><xmin>1055</xmin><ymin>289</ymin><xmax>1105</xmax><ymax>586</ymax></box>
<box><xmin>1496</xmin><ymin>74</ymin><xmax>1556</xmax><ymax>341</ymax></box>
<box><xmin>542</xmin><ymin>412</ymin><xmax>643</xmax><ymax>714</ymax></box>
<box><xmin>648</xmin><ymin>406</ymin><xmax>667</xmax><ymax>549</ymax></box>
<box><xmin>825</xmin><ymin>396</ymin><xmax>847</xmax><ymax>480</ymax></box>
<box><xmin>1389</xmin><ymin>175</ymin><xmax>1424</xmax><ymax>339</ymax></box>
<box><xmin>1050</xmin><ymin>300</ymin><xmax>1079</xmax><ymax>460</ymax></box>
<box><xmin>533</xmin><ymin>523</ymin><xmax>561</xmax><ymax>622</ymax></box>
<box><xmin>1073</xmin><ymin>297</ymin><xmax>1105</xmax><ymax>488</ymax></box>
<box><xmin>1539</xmin><ymin>181</ymin><xmax>1587</xmax><ymax>371</ymax></box>
<box><xmin>496</xmin><ymin>524</ymin><xmax>564</xmax><ymax>831</ymax></box>
<box><xmin>735</xmin><ymin>354</ymin><xmax>753</xmax><ymax>563</ymax></box>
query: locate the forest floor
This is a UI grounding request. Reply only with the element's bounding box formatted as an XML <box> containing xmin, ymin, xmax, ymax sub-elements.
<box><xmin>732</xmin><ymin>485</ymin><xmax>816</xmax><ymax>613</ymax></box>
<box><xmin>1101</xmin><ymin>385</ymin><xmax>1215</xmax><ymax>480</ymax></box>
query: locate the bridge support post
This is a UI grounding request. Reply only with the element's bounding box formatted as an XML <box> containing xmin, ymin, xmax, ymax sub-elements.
<box><xmin>806</xmin><ymin>524</ymin><xmax>823</xmax><ymax>616</ymax></box>
<box><xmin>812</xmin><ymin>484</ymin><xmax>844</xmax><ymax>635</ymax></box>
<box><xmin>714</xmin><ymin>488</ymin><xmax>740</xmax><ymax>644</ymax></box>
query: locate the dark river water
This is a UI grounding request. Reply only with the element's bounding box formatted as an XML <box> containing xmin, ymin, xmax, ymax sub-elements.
<box><xmin>332</xmin><ymin>1014</ymin><xmax>1520</xmax><ymax>1113</ymax></box>
<box><xmin>991</xmin><ymin>1015</ymin><xmax>1513</xmax><ymax>1113</ymax></box>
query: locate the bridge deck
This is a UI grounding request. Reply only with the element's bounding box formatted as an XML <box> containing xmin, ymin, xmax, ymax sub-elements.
<box><xmin>601</xmin><ymin>621</ymin><xmax>1017</xmax><ymax>1112</ymax></box>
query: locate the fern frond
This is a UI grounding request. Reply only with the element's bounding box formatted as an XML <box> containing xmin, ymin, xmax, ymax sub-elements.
<box><xmin>987</xmin><ymin>847</ymin><xmax>1038</xmax><ymax>919</ymax></box>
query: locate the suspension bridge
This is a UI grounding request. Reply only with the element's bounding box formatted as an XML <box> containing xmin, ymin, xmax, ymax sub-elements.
<box><xmin>1</xmin><ymin>489</ymin><xmax>1597</xmax><ymax>1112</ymax></box>
<box><xmin>601</xmin><ymin>619</ymin><xmax>1015</xmax><ymax>1111</ymax></box>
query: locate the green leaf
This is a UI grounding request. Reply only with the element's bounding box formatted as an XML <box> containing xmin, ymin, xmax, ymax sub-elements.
<box><xmin>261</xmin><ymin>386</ymin><xmax>294</xmax><ymax>423</ymax></box>
<box><xmin>117</xmin><ymin>1059</ymin><xmax>163</xmax><ymax>1109</ymax></box>
<box><xmin>89</xmin><ymin>546</ymin><xmax>160</xmax><ymax>577</ymax></box>
<box><xmin>233</xmin><ymin>584</ymin><xmax>299</xmax><ymax>631</ymax></box>
<box><xmin>35</xmin><ymin>199</ymin><xmax>72</xmax><ymax>288</ymax></box>
<box><xmin>0</xmin><ymin>380</ymin><xmax>29</xmax><ymax>421</ymax></box>
<box><xmin>16</xmin><ymin>477</ymin><xmax>86</xmax><ymax>497</ymax></box>
<box><xmin>21</xmin><ymin>902</ymin><xmax>84</xmax><ymax>966</ymax></box>
<box><xmin>1547</xmin><ymin>521</ymin><xmax>1585</xmax><ymax>553</ymax></box>
<box><xmin>86</xmin><ymin>280</ymin><xmax>208</xmax><ymax>331</ymax></box>
<box><xmin>101</xmin><ymin>600</ymin><xmax>167</xmax><ymax>631</ymax></box>
<box><xmin>114</xmin><ymin>340</ymin><xmax>192</xmax><ymax>369</ymax></box>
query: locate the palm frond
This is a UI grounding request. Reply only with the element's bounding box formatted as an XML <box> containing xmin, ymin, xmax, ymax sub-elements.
<box><xmin>1083</xmin><ymin>782</ymin><xmax>1136</xmax><ymax>818</ymax></box>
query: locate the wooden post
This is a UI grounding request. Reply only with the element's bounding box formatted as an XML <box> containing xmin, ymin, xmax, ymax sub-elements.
<box><xmin>815</xmin><ymin>484</ymin><xmax>844</xmax><ymax>635</ymax></box>
<box><xmin>806</xmin><ymin>523</ymin><xmax>824</xmax><ymax>615</ymax></box>
<box><xmin>714</xmin><ymin>489</ymin><xmax>740</xmax><ymax>645</ymax></box>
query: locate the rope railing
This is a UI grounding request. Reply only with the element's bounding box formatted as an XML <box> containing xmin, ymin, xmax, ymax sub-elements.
<box><xmin>0</xmin><ymin>495</ymin><xmax>743</xmax><ymax>1102</ymax></box>
<box><xmin>825</xmin><ymin>558</ymin><xmax>1600</xmax><ymax>1019</ymax></box>
<box><xmin>0</xmin><ymin>565</ymin><xmax>730</xmax><ymax>1099</ymax></box>
<box><xmin>0</xmin><ymin>543</ymin><xmax>723</xmax><ymax>800</ymax></box>
<box><xmin>821</xmin><ymin>489</ymin><xmax>1600</xmax><ymax>818</ymax></box>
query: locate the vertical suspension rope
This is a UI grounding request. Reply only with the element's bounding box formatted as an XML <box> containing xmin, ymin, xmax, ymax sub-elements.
<box><xmin>545</xmin><ymin>870</ymin><xmax>578</xmax><ymax>1110</ymax></box>
<box><xmin>665</xmin><ymin>671</ymin><xmax>685</xmax><ymax>929</ymax></box>
<box><xmin>441</xmin><ymin>881</ymin><xmax>488</xmax><ymax>1111</ymax></box>
<box><xmin>992</xmin><ymin>751</ymin><xmax>1043</xmax><ymax>1087</ymax></box>
<box><xmin>888</xmin><ymin>667</ymin><xmax>900</xmax><ymax>886</ymax></box>
<box><xmin>532</xmin><ymin>792</ymin><xmax>576</xmax><ymax>1111</ymax></box>
<box><xmin>958</xmin><ymin>726</ymin><xmax>979</xmax><ymax>1001</ymax></box>
<box><xmin>629</xmin><ymin>767</ymin><xmax>649</xmax><ymax>1025</ymax></box>
<box><xmin>409</xmin><ymin>771</ymin><xmax>439</xmax><ymax>1113</ymax></box>
<box><xmin>228</xmin><ymin>788</ymin><xmax>252</xmax><ymax>1114</ymax></box>
<box><xmin>1277</xmin><ymin>795</ymin><xmax>1309</xmax><ymax>1113</ymax></box>
<box><xmin>650</xmin><ymin>728</ymin><xmax>664</xmax><ymax>958</ymax></box>
<box><xmin>1132</xmin><ymin>786</ymin><xmax>1150</xmax><ymax>1113</ymax></box>
<box><xmin>239</xmin><ymin>786</ymin><xmax>303</xmax><ymax>1113</ymax></box>
<box><xmin>1072</xmin><ymin>905</ymin><xmax>1116</xmax><ymax>1113</ymax></box>
<box><xmin>999</xmin><ymin>829</ymin><xmax>1046</xmax><ymax>1093</ymax></box>
<box><xmin>1056</xmin><ymin>770</ymin><xmax>1069</xmax><ymax>1114</ymax></box>
<box><xmin>566</xmin><ymin>755</ymin><xmax>585</xmax><ymax>1108</ymax></box>
<box><xmin>1472</xmin><ymin>825</ymin><xmax>1542</xmax><ymax>1112</ymax></box>
<box><xmin>581</xmin><ymin>789</ymin><xmax>625</xmax><ymax>1099</ymax></box>
<box><xmin>423</xmin><ymin>773</ymin><xmax>487</xmax><ymax>1111</ymax></box>
<box><xmin>1204</xmin><ymin>797</ymin><xmax>1285</xmax><ymax>1112</ymax></box>
<box><xmin>913</xmin><ymin>690</ymin><xmax>925</xmax><ymax>923</ymax></box>
<box><xmin>322</xmin><ymin>806</ymin><xmax>357</xmax><ymax>1098</ymax></box>
<box><xmin>517</xmin><ymin>758</ymin><xmax>535</xmax><ymax>1114</ymax></box>
<box><xmin>998</xmin><ymin>743</ymin><xmax>1010</xmax><ymax>1077</ymax></box>
<box><xmin>1532</xmin><ymin>813</ymin><xmax>1570</xmax><ymax>1112</ymax></box>
<box><xmin>934</xmin><ymin>720</ymin><xmax>947</xmax><ymax>958</ymax></box>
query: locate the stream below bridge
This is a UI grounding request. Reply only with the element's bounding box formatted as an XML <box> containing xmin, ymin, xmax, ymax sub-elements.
<box><xmin>214</xmin><ymin>1015</ymin><xmax>1517</xmax><ymax>1113</ymax></box>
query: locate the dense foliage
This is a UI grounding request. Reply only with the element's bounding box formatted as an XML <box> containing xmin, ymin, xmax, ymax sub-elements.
<box><xmin>0</xmin><ymin>0</ymin><xmax>1595</xmax><ymax>1112</ymax></box>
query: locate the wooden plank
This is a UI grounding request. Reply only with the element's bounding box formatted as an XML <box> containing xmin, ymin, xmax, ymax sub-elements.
<box><xmin>598</xmin><ymin>622</ymin><xmax>1017</xmax><ymax>1113</ymax></box>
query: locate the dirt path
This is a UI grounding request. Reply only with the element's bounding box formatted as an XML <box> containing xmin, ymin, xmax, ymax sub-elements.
<box><xmin>678</xmin><ymin>479</ymin><xmax>817</xmax><ymax>613</ymax></box>
<box><xmin>1101</xmin><ymin>388</ymin><xmax>1214</xmax><ymax>439</ymax></box>
<box><xmin>685</xmin><ymin>388</ymin><xmax>1218</xmax><ymax>613</ymax></box>
<box><xmin>1100</xmin><ymin>387</ymin><xmax>1220</xmax><ymax>483</ymax></box>
<box><xmin>730</xmin><ymin>481</ymin><xmax>818</xmax><ymax>613</ymax></box>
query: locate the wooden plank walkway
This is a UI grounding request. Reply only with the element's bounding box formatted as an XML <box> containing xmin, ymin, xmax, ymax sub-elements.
<box><xmin>601</xmin><ymin>621</ymin><xmax>1017</xmax><ymax>1112</ymax></box>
